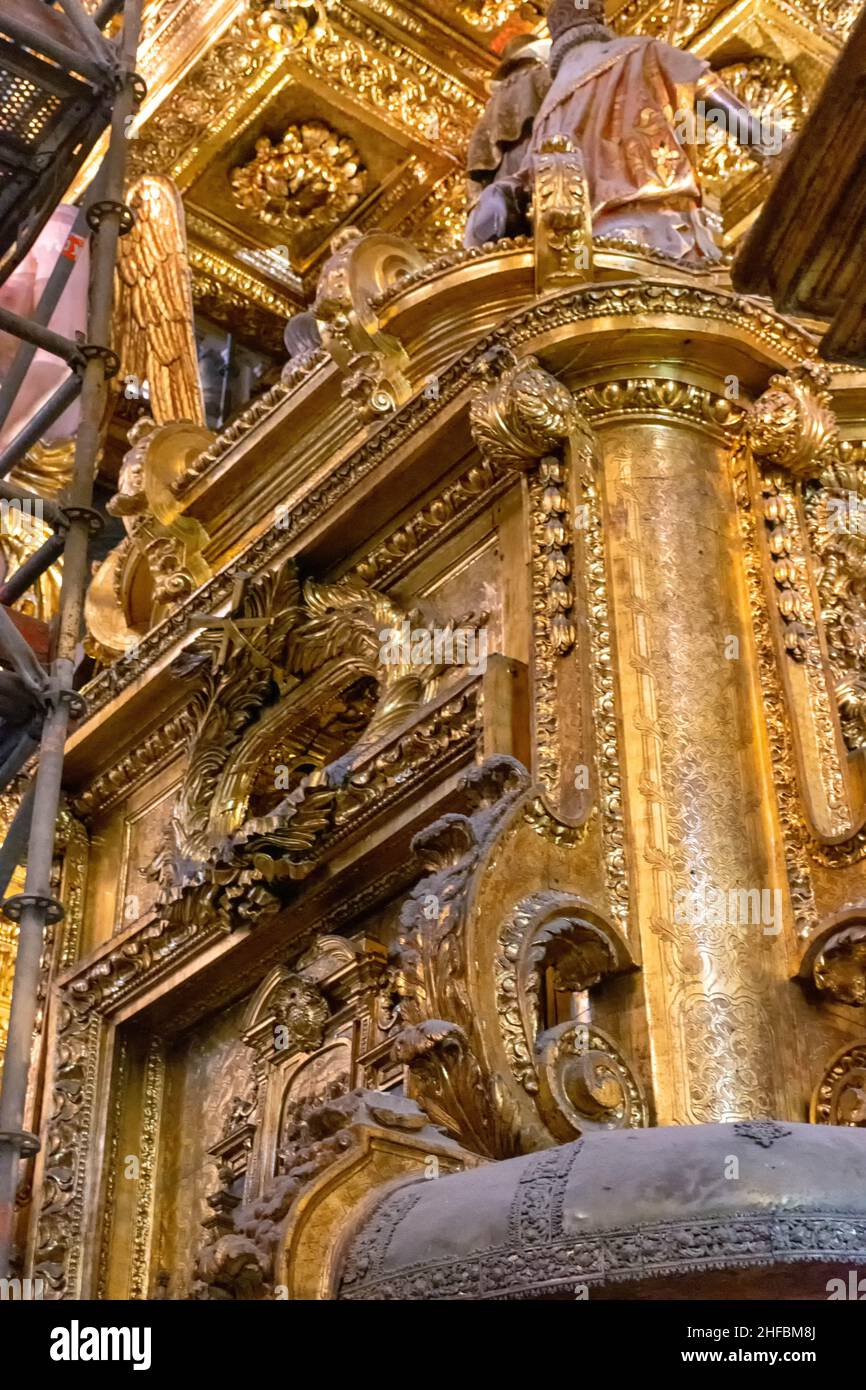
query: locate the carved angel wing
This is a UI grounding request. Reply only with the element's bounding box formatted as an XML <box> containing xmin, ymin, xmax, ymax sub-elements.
<box><xmin>115</xmin><ymin>175</ymin><xmax>205</xmax><ymax>426</ymax></box>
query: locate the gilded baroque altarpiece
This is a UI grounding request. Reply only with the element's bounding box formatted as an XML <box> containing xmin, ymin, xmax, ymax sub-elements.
<box><xmin>4</xmin><ymin>0</ymin><xmax>866</xmax><ymax>1300</ymax></box>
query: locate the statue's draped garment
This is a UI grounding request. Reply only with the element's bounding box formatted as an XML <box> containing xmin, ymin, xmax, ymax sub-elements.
<box><xmin>468</xmin><ymin>60</ymin><xmax>551</xmax><ymax>184</ymax></box>
<box><xmin>529</xmin><ymin>36</ymin><xmax>719</xmax><ymax>263</ymax></box>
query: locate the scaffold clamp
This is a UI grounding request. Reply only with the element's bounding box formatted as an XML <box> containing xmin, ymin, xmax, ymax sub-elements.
<box><xmin>2</xmin><ymin>893</ymin><xmax>65</xmax><ymax>925</ymax></box>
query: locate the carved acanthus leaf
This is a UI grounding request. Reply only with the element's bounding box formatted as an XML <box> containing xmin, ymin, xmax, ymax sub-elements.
<box><xmin>470</xmin><ymin>347</ymin><xmax>587</xmax><ymax>472</ymax></box>
<box><xmin>531</xmin><ymin>135</ymin><xmax>593</xmax><ymax>293</ymax></box>
<box><xmin>746</xmin><ymin>362</ymin><xmax>838</xmax><ymax>479</ymax></box>
<box><xmin>392</xmin><ymin>756</ymin><xmax>532</xmax><ymax>1158</ymax></box>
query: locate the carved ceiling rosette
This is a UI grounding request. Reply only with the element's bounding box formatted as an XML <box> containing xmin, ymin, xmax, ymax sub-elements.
<box><xmin>230</xmin><ymin>121</ymin><xmax>368</xmax><ymax>256</ymax></box>
<box><xmin>698</xmin><ymin>59</ymin><xmax>806</xmax><ymax>200</ymax></box>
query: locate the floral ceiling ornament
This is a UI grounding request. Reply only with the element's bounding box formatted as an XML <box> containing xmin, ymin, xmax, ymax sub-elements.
<box><xmin>230</xmin><ymin>121</ymin><xmax>368</xmax><ymax>251</ymax></box>
<box><xmin>697</xmin><ymin>58</ymin><xmax>806</xmax><ymax>197</ymax></box>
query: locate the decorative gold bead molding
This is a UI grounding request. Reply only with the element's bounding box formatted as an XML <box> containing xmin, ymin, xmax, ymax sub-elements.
<box><xmin>576</xmin><ymin>377</ymin><xmax>746</xmax><ymax>437</ymax></box>
<box><xmin>128</xmin><ymin>1039</ymin><xmax>165</xmax><ymax>1299</ymax></box>
<box><xmin>811</xmin><ymin>1040</ymin><xmax>866</xmax><ymax>1126</ymax></box>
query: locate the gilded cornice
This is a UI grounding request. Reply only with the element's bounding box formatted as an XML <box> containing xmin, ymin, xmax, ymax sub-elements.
<box><xmin>187</xmin><ymin>242</ymin><xmax>296</xmax><ymax>336</ymax></box>
<box><xmin>126</xmin><ymin>1</ymin><xmax>484</xmax><ymax>197</ymax></box>
<box><xmin>316</xmin><ymin>2</ymin><xmax>486</xmax><ymax>141</ymax></box>
<box><xmin>70</xmin><ymin>705</ymin><xmax>197</xmax><ymax>822</ymax></box>
<box><xmin>164</xmin><ymin>859</ymin><xmax>412</xmax><ymax>1037</ymax></box>
<box><xmin>178</xmin><ymin>360</ymin><xmax>329</xmax><ymax>494</ymax></box>
<box><xmin>79</xmin><ymin>279</ymin><xmax>824</xmax><ymax>730</ymax></box>
<box><xmin>125</xmin><ymin>15</ymin><xmax>286</xmax><ymax>189</ymax></box>
<box><xmin>613</xmin><ymin>0</ymin><xmax>850</xmax><ymax>50</ymax></box>
<box><xmin>353</xmin><ymin>455</ymin><xmax>508</xmax><ymax>588</ymax></box>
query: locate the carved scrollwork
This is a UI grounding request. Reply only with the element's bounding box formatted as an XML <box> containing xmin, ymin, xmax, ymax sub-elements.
<box><xmin>535</xmin><ymin>1021</ymin><xmax>647</xmax><ymax>1140</ymax></box>
<box><xmin>392</xmin><ymin>757</ymin><xmax>644</xmax><ymax>1157</ymax></box>
<box><xmin>495</xmin><ymin>890</ymin><xmax>644</xmax><ymax>1138</ymax></box>
<box><xmin>314</xmin><ymin>227</ymin><xmax>428</xmax><ymax>420</ymax></box>
<box><xmin>147</xmin><ymin>559</ymin><xmax>485</xmax><ymax>919</ymax></box>
<box><xmin>497</xmin><ymin>894</ymin><xmax>617</xmax><ymax>1082</ymax></box>
<box><xmin>193</xmin><ymin>1089</ymin><xmax>455</xmax><ymax>1300</ymax></box>
<box><xmin>812</xmin><ymin>923</ymin><xmax>866</xmax><ymax>1006</ymax></box>
<box><xmin>812</xmin><ymin>1042</ymin><xmax>866</xmax><ymax>1127</ymax></box>
<box><xmin>86</xmin><ymin>417</ymin><xmax>215</xmax><ymax>661</ymax></box>
<box><xmin>392</xmin><ymin>756</ymin><xmax>532</xmax><ymax>1158</ymax></box>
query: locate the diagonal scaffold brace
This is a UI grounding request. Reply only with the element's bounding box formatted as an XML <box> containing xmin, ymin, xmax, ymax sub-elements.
<box><xmin>0</xmin><ymin>0</ymin><xmax>144</xmax><ymax>1280</ymax></box>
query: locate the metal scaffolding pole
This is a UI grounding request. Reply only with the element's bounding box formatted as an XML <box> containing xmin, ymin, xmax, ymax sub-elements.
<box><xmin>0</xmin><ymin>788</ymin><xmax>35</xmax><ymax>900</ymax></box>
<box><xmin>0</xmin><ymin>734</ymin><xmax>38</xmax><ymax>800</ymax></box>
<box><xmin>0</xmin><ymin>0</ymin><xmax>143</xmax><ymax>1280</ymax></box>
<box><xmin>0</xmin><ymin>532</ymin><xmax>67</xmax><ymax>607</ymax></box>
<box><xmin>0</xmin><ymin>306</ymin><xmax>86</xmax><ymax>369</ymax></box>
<box><xmin>0</xmin><ymin>479</ymin><xmax>67</xmax><ymax>532</ymax></box>
<box><xmin>94</xmin><ymin>0</ymin><xmax>126</xmax><ymax>27</ymax></box>
<box><xmin>54</xmin><ymin>0</ymin><xmax>115</xmax><ymax>65</ymax></box>
<box><xmin>0</xmin><ymin>374</ymin><xmax>83</xmax><ymax>480</ymax></box>
<box><xmin>0</xmin><ymin>12</ymin><xmax>111</xmax><ymax>88</ymax></box>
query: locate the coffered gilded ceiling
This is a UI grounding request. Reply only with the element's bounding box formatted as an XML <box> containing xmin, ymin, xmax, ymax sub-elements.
<box><xmin>78</xmin><ymin>0</ymin><xmax>862</xmax><ymax>351</ymax></box>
